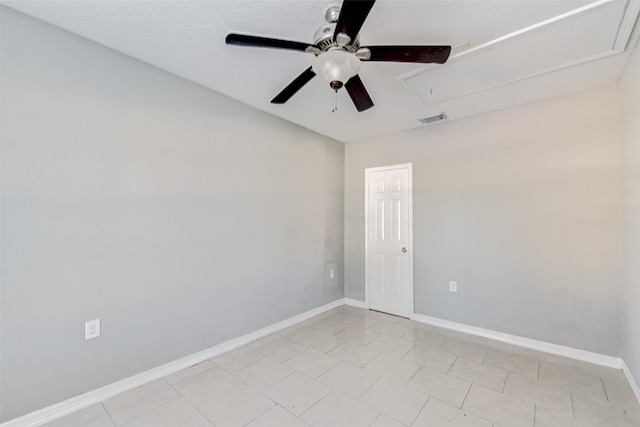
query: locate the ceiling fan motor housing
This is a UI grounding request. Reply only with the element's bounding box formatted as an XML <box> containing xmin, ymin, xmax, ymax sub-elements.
<box><xmin>313</xmin><ymin>22</ymin><xmax>360</xmax><ymax>53</ymax></box>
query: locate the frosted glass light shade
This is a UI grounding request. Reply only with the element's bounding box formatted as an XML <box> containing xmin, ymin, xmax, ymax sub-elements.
<box><xmin>312</xmin><ymin>50</ymin><xmax>361</xmax><ymax>84</ymax></box>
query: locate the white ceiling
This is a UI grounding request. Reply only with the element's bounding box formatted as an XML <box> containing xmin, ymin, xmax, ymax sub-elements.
<box><xmin>4</xmin><ymin>0</ymin><xmax>640</xmax><ymax>143</ymax></box>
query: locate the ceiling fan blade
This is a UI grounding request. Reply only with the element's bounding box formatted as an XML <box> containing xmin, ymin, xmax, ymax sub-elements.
<box><xmin>345</xmin><ymin>75</ymin><xmax>374</xmax><ymax>112</ymax></box>
<box><xmin>334</xmin><ymin>0</ymin><xmax>376</xmax><ymax>43</ymax></box>
<box><xmin>271</xmin><ymin>67</ymin><xmax>316</xmax><ymax>104</ymax></box>
<box><xmin>365</xmin><ymin>45</ymin><xmax>452</xmax><ymax>64</ymax></box>
<box><xmin>226</xmin><ymin>33</ymin><xmax>315</xmax><ymax>52</ymax></box>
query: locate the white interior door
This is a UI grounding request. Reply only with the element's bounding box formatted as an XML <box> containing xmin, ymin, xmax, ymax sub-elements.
<box><xmin>366</xmin><ymin>165</ymin><xmax>412</xmax><ymax>318</ymax></box>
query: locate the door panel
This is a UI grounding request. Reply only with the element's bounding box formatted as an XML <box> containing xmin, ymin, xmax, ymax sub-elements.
<box><xmin>366</xmin><ymin>167</ymin><xmax>411</xmax><ymax>318</ymax></box>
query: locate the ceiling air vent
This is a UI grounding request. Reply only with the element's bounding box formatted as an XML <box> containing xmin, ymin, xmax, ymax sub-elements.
<box><xmin>418</xmin><ymin>112</ymin><xmax>449</xmax><ymax>125</ymax></box>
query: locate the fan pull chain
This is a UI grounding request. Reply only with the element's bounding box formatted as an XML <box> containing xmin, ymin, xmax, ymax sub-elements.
<box><xmin>332</xmin><ymin>89</ymin><xmax>338</xmax><ymax>113</ymax></box>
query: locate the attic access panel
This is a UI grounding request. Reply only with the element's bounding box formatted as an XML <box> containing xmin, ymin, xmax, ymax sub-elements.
<box><xmin>403</xmin><ymin>0</ymin><xmax>640</xmax><ymax>106</ymax></box>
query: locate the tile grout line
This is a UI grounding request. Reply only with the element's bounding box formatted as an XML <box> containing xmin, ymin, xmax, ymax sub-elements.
<box><xmin>409</xmin><ymin>396</ymin><xmax>431</xmax><ymax>426</ymax></box>
<box><xmin>356</xmin><ymin>375</ymin><xmax>382</xmax><ymax>400</ymax></box>
<box><xmin>361</xmin><ymin>352</ymin><xmax>381</xmax><ymax>370</ymax></box>
<box><xmin>600</xmin><ymin>376</ymin><xmax>610</xmax><ymax>402</ymax></box>
<box><xmin>502</xmin><ymin>371</ymin><xmax>510</xmax><ymax>393</ymax></box>
<box><xmin>480</xmin><ymin>347</ymin><xmax>489</xmax><ymax>364</ymax></box>
<box><xmin>570</xmin><ymin>389</ymin><xmax>575</xmax><ymax>418</ymax></box>
<box><xmin>406</xmin><ymin>364</ymin><xmax>423</xmax><ymax>386</ymax></box>
<box><xmin>400</xmin><ymin>343</ymin><xmax>417</xmax><ymax>359</ymax></box>
<box><xmin>110</xmin><ymin>393</ymin><xmax>184</xmax><ymax>427</ymax></box>
<box><xmin>368</xmin><ymin>413</ymin><xmax>384</xmax><ymax>427</ymax></box>
<box><xmin>296</xmin><ymin>389</ymin><xmax>326</xmax><ymax>421</ymax></box>
<box><xmin>232</xmin><ymin>356</ymin><xmax>296</xmax><ymax>400</ymax></box>
<box><xmin>445</xmin><ymin>356</ymin><xmax>458</xmax><ymax>375</ymax></box>
<box><xmin>480</xmin><ymin>348</ymin><xmax>489</xmax><ymax>365</ymax></box>
<box><xmin>459</xmin><ymin>382</ymin><xmax>473</xmax><ymax>409</ymax></box>
<box><xmin>99</xmin><ymin>402</ymin><xmax>117</xmax><ymax>427</ymax></box>
<box><xmin>192</xmin><ymin>396</ymin><xmax>215</xmax><ymax>426</ymax></box>
<box><xmin>193</xmin><ymin>377</ymin><xmax>246</xmax><ymax>411</ymax></box>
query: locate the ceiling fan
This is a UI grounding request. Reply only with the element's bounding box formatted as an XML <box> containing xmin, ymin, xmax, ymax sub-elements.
<box><xmin>226</xmin><ymin>0</ymin><xmax>451</xmax><ymax>112</ymax></box>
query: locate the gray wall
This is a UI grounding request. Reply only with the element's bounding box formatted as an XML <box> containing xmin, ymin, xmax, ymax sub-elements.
<box><xmin>619</xmin><ymin>30</ymin><xmax>640</xmax><ymax>383</ymax></box>
<box><xmin>0</xmin><ymin>7</ymin><xmax>344</xmax><ymax>422</ymax></box>
<box><xmin>345</xmin><ymin>85</ymin><xmax>623</xmax><ymax>356</ymax></box>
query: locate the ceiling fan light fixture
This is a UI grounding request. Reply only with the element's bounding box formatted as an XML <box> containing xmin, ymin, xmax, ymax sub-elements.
<box><xmin>226</xmin><ymin>0</ymin><xmax>452</xmax><ymax>112</ymax></box>
<box><xmin>312</xmin><ymin>49</ymin><xmax>361</xmax><ymax>88</ymax></box>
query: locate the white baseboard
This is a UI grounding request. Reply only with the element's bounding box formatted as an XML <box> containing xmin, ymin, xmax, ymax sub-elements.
<box><xmin>622</xmin><ymin>359</ymin><xmax>640</xmax><ymax>404</ymax></box>
<box><xmin>7</xmin><ymin>300</ymin><xmax>639</xmax><ymax>427</ymax></box>
<box><xmin>344</xmin><ymin>298</ymin><xmax>366</xmax><ymax>309</ymax></box>
<box><xmin>1</xmin><ymin>299</ymin><xmax>344</xmax><ymax>427</ymax></box>
<box><xmin>411</xmin><ymin>313</ymin><xmax>623</xmax><ymax>369</ymax></box>
<box><xmin>340</xmin><ymin>302</ymin><xmax>625</xmax><ymax>370</ymax></box>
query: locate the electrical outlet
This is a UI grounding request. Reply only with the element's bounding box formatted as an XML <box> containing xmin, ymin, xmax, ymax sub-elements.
<box><xmin>85</xmin><ymin>318</ymin><xmax>101</xmax><ymax>340</ymax></box>
<box><xmin>449</xmin><ymin>281</ymin><xmax>458</xmax><ymax>293</ymax></box>
<box><xmin>329</xmin><ymin>268</ymin><xmax>335</xmax><ymax>279</ymax></box>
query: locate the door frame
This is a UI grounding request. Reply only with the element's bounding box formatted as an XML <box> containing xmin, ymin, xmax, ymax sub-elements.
<box><xmin>364</xmin><ymin>163</ymin><xmax>415</xmax><ymax>319</ymax></box>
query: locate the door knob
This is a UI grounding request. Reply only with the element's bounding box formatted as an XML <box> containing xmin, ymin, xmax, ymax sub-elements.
<box><xmin>401</xmin><ymin>247</ymin><xmax>408</xmax><ymax>253</ymax></box>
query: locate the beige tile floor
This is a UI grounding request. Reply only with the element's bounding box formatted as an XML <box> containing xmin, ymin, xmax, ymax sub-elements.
<box><xmin>44</xmin><ymin>306</ymin><xmax>640</xmax><ymax>427</ymax></box>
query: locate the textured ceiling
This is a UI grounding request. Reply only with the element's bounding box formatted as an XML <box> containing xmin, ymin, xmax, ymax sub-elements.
<box><xmin>4</xmin><ymin>0</ymin><xmax>640</xmax><ymax>142</ymax></box>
